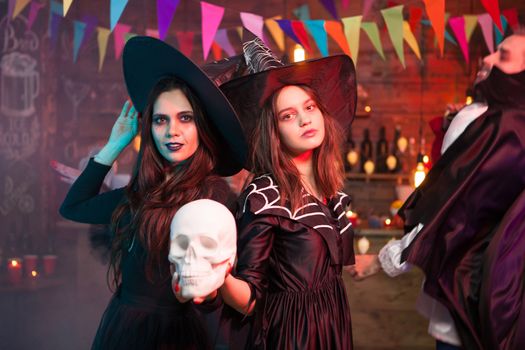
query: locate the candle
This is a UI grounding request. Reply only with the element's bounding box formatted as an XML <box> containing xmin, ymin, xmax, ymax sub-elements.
<box><xmin>357</xmin><ymin>237</ymin><xmax>370</xmax><ymax>255</ymax></box>
<box><xmin>7</xmin><ymin>258</ymin><xmax>23</xmax><ymax>285</ymax></box>
<box><xmin>42</xmin><ymin>254</ymin><xmax>57</xmax><ymax>276</ymax></box>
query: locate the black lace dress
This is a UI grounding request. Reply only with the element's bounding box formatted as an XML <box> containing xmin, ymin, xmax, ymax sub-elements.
<box><xmin>234</xmin><ymin>175</ymin><xmax>355</xmax><ymax>350</ymax></box>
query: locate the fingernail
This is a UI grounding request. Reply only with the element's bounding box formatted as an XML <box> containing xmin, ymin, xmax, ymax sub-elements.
<box><xmin>174</xmin><ymin>283</ymin><xmax>180</xmax><ymax>292</ymax></box>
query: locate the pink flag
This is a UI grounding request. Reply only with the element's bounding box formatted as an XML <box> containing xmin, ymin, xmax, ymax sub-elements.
<box><xmin>478</xmin><ymin>13</ymin><xmax>494</xmax><ymax>53</ymax></box>
<box><xmin>240</xmin><ymin>12</ymin><xmax>267</xmax><ymax>45</ymax></box>
<box><xmin>176</xmin><ymin>31</ymin><xmax>194</xmax><ymax>58</ymax></box>
<box><xmin>480</xmin><ymin>0</ymin><xmax>502</xmax><ymax>33</ymax></box>
<box><xmin>114</xmin><ymin>23</ymin><xmax>132</xmax><ymax>59</ymax></box>
<box><xmin>362</xmin><ymin>0</ymin><xmax>374</xmax><ymax>17</ymax></box>
<box><xmin>201</xmin><ymin>1</ymin><xmax>224</xmax><ymax>60</ymax></box>
<box><xmin>27</xmin><ymin>1</ymin><xmax>45</xmax><ymax>30</ymax></box>
<box><xmin>448</xmin><ymin>17</ymin><xmax>469</xmax><ymax>64</ymax></box>
<box><xmin>215</xmin><ymin>29</ymin><xmax>236</xmax><ymax>56</ymax></box>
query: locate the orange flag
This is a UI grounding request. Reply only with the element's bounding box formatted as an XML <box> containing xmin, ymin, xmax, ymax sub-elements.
<box><xmin>423</xmin><ymin>0</ymin><xmax>445</xmax><ymax>56</ymax></box>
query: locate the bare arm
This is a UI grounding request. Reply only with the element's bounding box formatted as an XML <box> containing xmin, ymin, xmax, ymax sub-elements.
<box><xmin>220</xmin><ymin>274</ymin><xmax>255</xmax><ymax>315</ymax></box>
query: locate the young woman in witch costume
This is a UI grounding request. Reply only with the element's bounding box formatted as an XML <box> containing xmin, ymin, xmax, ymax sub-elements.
<box><xmin>60</xmin><ymin>37</ymin><xmax>247</xmax><ymax>349</ymax></box>
<box><xmin>218</xmin><ymin>38</ymin><xmax>358</xmax><ymax>349</ymax></box>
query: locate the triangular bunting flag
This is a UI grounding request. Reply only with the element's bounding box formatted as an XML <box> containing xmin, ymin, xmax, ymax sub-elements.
<box><xmin>201</xmin><ymin>1</ymin><xmax>224</xmax><ymax>60</ymax></box>
<box><xmin>12</xmin><ymin>0</ymin><xmax>31</xmax><ymax>19</ymax></box>
<box><xmin>502</xmin><ymin>8</ymin><xmax>519</xmax><ymax>30</ymax></box>
<box><xmin>408</xmin><ymin>7</ymin><xmax>423</xmax><ymax>32</ymax></box>
<box><xmin>291</xmin><ymin>20</ymin><xmax>312</xmax><ymax>53</ymax></box>
<box><xmin>448</xmin><ymin>16</ymin><xmax>469</xmax><ymax>64</ymax></box>
<box><xmin>215</xmin><ymin>29</ymin><xmax>236</xmax><ymax>56</ymax></box>
<box><xmin>97</xmin><ymin>27</ymin><xmax>111</xmax><ymax>71</ymax></box>
<box><xmin>240</xmin><ymin>12</ymin><xmax>267</xmax><ymax>45</ymax></box>
<box><xmin>381</xmin><ymin>5</ymin><xmax>405</xmax><ymax>67</ymax></box>
<box><xmin>73</xmin><ymin>20</ymin><xmax>87</xmax><ymax>62</ymax></box>
<box><xmin>304</xmin><ymin>20</ymin><xmax>328</xmax><ymax>57</ymax></box>
<box><xmin>157</xmin><ymin>0</ymin><xmax>180</xmax><ymax>40</ymax></box>
<box><xmin>276</xmin><ymin>19</ymin><xmax>301</xmax><ymax>45</ymax></box>
<box><xmin>423</xmin><ymin>0</ymin><xmax>445</xmax><ymax>56</ymax></box>
<box><xmin>480</xmin><ymin>0</ymin><xmax>502</xmax><ymax>33</ymax></box>
<box><xmin>325</xmin><ymin>20</ymin><xmax>350</xmax><ymax>56</ymax></box>
<box><xmin>362</xmin><ymin>0</ymin><xmax>374</xmax><ymax>17</ymax></box>
<box><xmin>27</xmin><ymin>1</ymin><xmax>45</xmax><ymax>30</ymax></box>
<box><xmin>211</xmin><ymin>41</ymin><xmax>222</xmax><ymax>60</ymax></box>
<box><xmin>63</xmin><ymin>0</ymin><xmax>73</xmax><ymax>17</ymax></box>
<box><xmin>293</xmin><ymin>4</ymin><xmax>310</xmax><ymax>20</ymax></box>
<box><xmin>320</xmin><ymin>0</ymin><xmax>339</xmax><ymax>19</ymax></box>
<box><xmin>341</xmin><ymin>15</ymin><xmax>362</xmax><ymax>63</ymax></box>
<box><xmin>49</xmin><ymin>1</ymin><xmax>63</xmax><ymax>46</ymax></box>
<box><xmin>175</xmin><ymin>31</ymin><xmax>194</xmax><ymax>58</ymax></box>
<box><xmin>265</xmin><ymin>16</ymin><xmax>285</xmax><ymax>52</ymax></box>
<box><xmin>114</xmin><ymin>23</ymin><xmax>132</xmax><ymax>59</ymax></box>
<box><xmin>494</xmin><ymin>15</ymin><xmax>508</xmax><ymax>45</ymax></box>
<box><xmin>110</xmin><ymin>0</ymin><xmax>129</xmax><ymax>32</ymax></box>
<box><xmin>361</xmin><ymin>22</ymin><xmax>385</xmax><ymax>59</ymax></box>
<box><xmin>478</xmin><ymin>13</ymin><xmax>494</xmax><ymax>53</ymax></box>
<box><xmin>463</xmin><ymin>15</ymin><xmax>478</xmax><ymax>42</ymax></box>
<box><xmin>402</xmin><ymin>21</ymin><xmax>421</xmax><ymax>60</ymax></box>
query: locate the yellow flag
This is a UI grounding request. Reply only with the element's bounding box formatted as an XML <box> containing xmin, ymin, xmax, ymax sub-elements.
<box><xmin>341</xmin><ymin>15</ymin><xmax>362</xmax><ymax>64</ymax></box>
<box><xmin>403</xmin><ymin>21</ymin><xmax>421</xmax><ymax>60</ymax></box>
<box><xmin>63</xmin><ymin>0</ymin><xmax>74</xmax><ymax>16</ymax></box>
<box><xmin>464</xmin><ymin>15</ymin><xmax>478</xmax><ymax>42</ymax></box>
<box><xmin>265</xmin><ymin>16</ymin><xmax>285</xmax><ymax>52</ymax></box>
<box><xmin>12</xmin><ymin>0</ymin><xmax>31</xmax><ymax>19</ymax></box>
<box><xmin>97</xmin><ymin>27</ymin><xmax>111</xmax><ymax>71</ymax></box>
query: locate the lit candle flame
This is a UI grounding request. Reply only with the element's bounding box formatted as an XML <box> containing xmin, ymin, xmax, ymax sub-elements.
<box><xmin>32</xmin><ymin>270</ymin><xmax>38</xmax><ymax>277</ymax></box>
<box><xmin>11</xmin><ymin>260</ymin><xmax>19</xmax><ymax>267</ymax></box>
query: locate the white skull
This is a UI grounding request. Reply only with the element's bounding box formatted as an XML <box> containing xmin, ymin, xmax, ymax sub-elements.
<box><xmin>169</xmin><ymin>199</ymin><xmax>236</xmax><ymax>299</ymax></box>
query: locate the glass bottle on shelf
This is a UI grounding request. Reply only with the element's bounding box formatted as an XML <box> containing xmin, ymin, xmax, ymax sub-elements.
<box><xmin>375</xmin><ymin>126</ymin><xmax>388</xmax><ymax>173</ymax></box>
<box><xmin>344</xmin><ymin>127</ymin><xmax>358</xmax><ymax>172</ymax></box>
<box><xmin>360</xmin><ymin>128</ymin><xmax>374</xmax><ymax>174</ymax></box>
<box><xmin>387</xmin><ymin>126</ymin><xmax>402</xmax><ymax>173</ymax></box>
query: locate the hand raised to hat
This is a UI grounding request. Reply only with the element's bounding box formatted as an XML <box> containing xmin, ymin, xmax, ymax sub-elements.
<box><xmin>94</xmin><ymin>100</ymin><xmax>139</xmax><ymax>166</ymax></box>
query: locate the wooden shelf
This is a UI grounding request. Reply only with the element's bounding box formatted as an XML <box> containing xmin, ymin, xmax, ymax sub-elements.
<box><xmin>354</xmin><ymin>228</ymin><xmax>404</xmax><ymax>237</ymax></box>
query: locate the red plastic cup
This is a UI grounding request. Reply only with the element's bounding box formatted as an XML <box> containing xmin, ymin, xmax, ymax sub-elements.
<box><xmin>7</xmin><ymin>258</ymin><xmax>23</xmax><ymax>284</ymax></box>
<box><xmin>42</xmin><ymin>255</ymin><xmax>57</xmax><ymax>276</ymax></box>
<box><xmin>23</xmin><ymin>254</ymin><xmax>38</xmax><ymax>277</ymax></box>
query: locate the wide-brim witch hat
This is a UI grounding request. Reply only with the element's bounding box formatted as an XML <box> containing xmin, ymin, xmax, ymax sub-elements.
<box><xmin>220</xmin><ymin>37</ymin><xmax>357</xmax><ymax>145</ymax></box>
<box><xmin>122</xmin><ymin>36</ymin><xmax>247</xmax><ymax>177</ymax></box>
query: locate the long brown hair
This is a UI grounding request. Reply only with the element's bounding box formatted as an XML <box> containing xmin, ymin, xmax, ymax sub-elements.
<box><xmin>251</xmin><ymin>85</ymin><xmax>345</xmax><ymax>210</ymax></box>
<box><xmin>109</xmin><ymin>76</ymin><xmax>222</xmax><ymax>288</ymax></box>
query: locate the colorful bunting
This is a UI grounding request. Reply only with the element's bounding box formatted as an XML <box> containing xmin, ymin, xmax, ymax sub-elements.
<box><xmin>361</xmin><ymin>22</ymin><xmax>385</xmax><ymax>59</ymax></box>
<box><xmin>402</xmin><ymin>21</ymin><xmax>421</xmax><ymax>60</ymax></box>
<box><xmin>110</xmin><ymin>0</ymin><xmax>129</xmax><ymax>32</ymax></box>
<box><xmin>381</xmin><ymin>5</ymin><xmax>405</xmax><ymax>67</ymax></box>
<box><xmin>320</xmin><ymin>0</ymin><xmax>339</xmax><ymax>20</ymax></box>
<box><xmin>423</xmin><ymin>0</ymin><xmax>445</xmax><ymax>56</ymax></box>
<box><xmin>175</xmin><ymin>31</ymin><xmax>194</xmax><ymax>58</ymax></box>
<box><xmin>463</xmin><ymin>15</ymin><xmax>478</xmax><ymax>42</ymax></box>
<box><xmin>12</xmin><ymin>0</ymin><xmax>31</xmax><ymax>19</ymax></box>
<box><xmin>215</xmin><ymin>29</ymin><xmax>236</xmax><ymax>56</ymax></box>
<box><xmin>502</xmin><ymin>8</ymin><xmax>519</xmax><ymax>30</ymax></box>
<box><xmin>265</xmin><ymin>16</ymin><xmax>285</xmax><ymax>52</ymax></box>
<box><xmin>157</xmin><ymin>0</ymin><xmax>180</xmax><ymax>40</ymax></box>
<box><xmin>27</xmin><ymin>1</ymin><xmax>45</xmax><ymax>30</ymax></box>
<box><xmin>235</xmin><ymin>26</ymin><xmax>243</xmax><ymax>40</ymax></box>
<box><xmin>240</xmin><ymin>12</ymin><xmax>267</xmax><ymax>45</ymax></box>
<box><xmin>362</xmin><ymin>0</ymin><xmax>374</xmax><ymax>18</ymax></box>
<box><xmin>276</xmin><ymin>19</ymin><xmax>301</xmax><ymax>46</ymax></box>
<box><xmin>480</xmin><ymin>0</ymin><xmax>502</xmax><ymax>33</ymax></box>
<box><xmin>494</xmin><ymin>15</ymin><xmax>508</xmax><ymax>45</ymax></box>
<box><xmin>291</xmin><ymin>20</ymin><xmax>312</xmax><ymax>53</ymax></box>
<box><xmin>325</xmin><ymin>20</ymin><xmax>350</xmax><ymax>56</ymax></box>
<box><xmin>341</xmin><ymin>15</ymin><xmax>362</xmax><ymax>63</ymax></box>
<box><xmin>73</xmin><ymin>20</ymin><xmax>87</xmax><ymax>62</ymax></box>
<box><xmin>63</xmin><ymin>0</ymin><xmax>74</xmax><ymax>17</ymax></box>
<box><xmin>478</xmin><ymin>13</ymin><xmax>494</xmax><ymax>53</ymax></box>
<box><xmin>304</xmin><ymin>20</ymin><xmax>328</xmax><ymax>57</ymax></box>
<box><xmin>293</xmin><ymin>4</ymin><xmax>310</xmax><ymax>20</ymax></box>
<box><xmin>49</xmin><ymin>1</ymin><xmax>63</xmax><ymax>46</ymax></box>
<box><xmin>201</xmin><ymin>1</ymin><xmax>224</xmax><ymax>60</ymax></box>
<box><xmin>97</xmin><ymin>27</ymin><xmax>111</xmax><ymax>71</ymax></box>
<box><xmin>114</xmin><ymin>23</ymin><xmax>132</xmax><ymax>59</ymax></box>
<box><xmin>448</xmin><ymin>16</ymin><xmax>469</xmax><ymax>64</ymax></box>
<box><xmin>211</xmin><ymin>42</ymin><xmax>222</xmax><ymax>60</ymax></box>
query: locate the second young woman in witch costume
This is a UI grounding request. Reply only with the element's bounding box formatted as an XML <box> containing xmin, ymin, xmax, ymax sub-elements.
<box><xmin>219</xmin><ymin>39</ymin><xmax>358</xmax><ymax>349</ymax></box>
<box><xmin>60</xmin><ymin>37</ymin><xmax>247</xmax><ymax>349</ymax></box>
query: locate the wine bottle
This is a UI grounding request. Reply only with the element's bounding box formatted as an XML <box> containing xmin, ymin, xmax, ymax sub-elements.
<box><xmin>360</xmin><ymin>128</ymin><xmax>374</xmax><ymax>174</ymax></box>
<box><xmin>387</xmin><ymin>126</ymin><xmax>402</xmax><ymax>173</ymax></box>
<box><xmin>375</xmin><ymin>126</ymin><xmax>388</xmax><ymax>173</ymax></box>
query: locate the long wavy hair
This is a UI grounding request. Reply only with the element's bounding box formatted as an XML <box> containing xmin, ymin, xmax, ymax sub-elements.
<box><xmin>250</xmin><ymin>85</ymin><xmax>345</xmax><ymax>210</ymax></box>
<box><xmin>108</xmin><ymin>76</ymin><xmax>222</xmax><ymax>288</ymax></box>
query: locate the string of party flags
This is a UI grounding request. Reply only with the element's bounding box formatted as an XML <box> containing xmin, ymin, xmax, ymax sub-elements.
<box><xmin>6</xmin><ymin>0</ymin><xmax>521</xmax><ymax>71</ymax></box>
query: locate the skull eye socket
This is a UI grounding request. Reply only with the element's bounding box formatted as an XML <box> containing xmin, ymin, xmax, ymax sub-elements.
<box><xmin>175</xmin><ymin>235</ymin><xmax>189</xmax><ymax>250</ymax></box>
<box><xmin>199</xmin><ymin>236</ymin><xmax>218</xmax><ymax>250</ymax></box>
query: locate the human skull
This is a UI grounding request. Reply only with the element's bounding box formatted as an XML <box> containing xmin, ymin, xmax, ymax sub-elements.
<box><xmin>169</xmin><ymin>199</ymin><xmax>236</xmax><ymax>299</ymax></box>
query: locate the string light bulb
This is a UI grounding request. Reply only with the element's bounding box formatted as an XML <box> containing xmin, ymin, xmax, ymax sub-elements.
<box><xmin>293</xmin><ymin>44</ymin><xmax>305</xmax><ymax>62</ymax></box>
